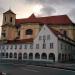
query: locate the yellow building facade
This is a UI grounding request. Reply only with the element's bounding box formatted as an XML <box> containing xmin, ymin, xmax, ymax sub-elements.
<box><xmin>1</xmin><ymin>9</ymin><xmax>75</xmax><ymax>41</ymax></box>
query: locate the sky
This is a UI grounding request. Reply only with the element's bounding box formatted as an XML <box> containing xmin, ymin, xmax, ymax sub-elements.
<box><xmin>0</xmin><ymin>0</ymin><xmax>75</xmax><ymax>32</ymax></box>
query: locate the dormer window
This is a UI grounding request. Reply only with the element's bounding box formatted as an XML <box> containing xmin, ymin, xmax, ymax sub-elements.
<box><xmin>60</xmin><ymin>29</ymin><xmax>67</xmax><ymax>37</ymax></box>
<box><xmin>63</xmin><ymin>31</ymin><xmax>67</xmax><ymax>37</ymax></box>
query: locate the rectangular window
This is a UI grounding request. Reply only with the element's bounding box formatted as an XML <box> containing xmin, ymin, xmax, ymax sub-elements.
<box><xmin>65</xmin><ymin>45</ymin><xmax>67</xmax><ymax>50</ymax></box>
<box><xmin>43</xmin><ymin>35</ymin><xmax>46</xmax><ymax>40</ymax></box>
<box><xmin>70</xmin><ymin>46</ymin><xmax>72</xmax><ymax>50</ymax></box>
<box><xmin>50</xmin><ymin>43</ymin><xmax>53</xmax><ymax>49</ymax></box>
<box><xmin>15</xmin><ymin>45</ymin><xmax>17</xmax><ymax>49</ymax></box>
<box><xmin>30</xmin><ymin>44</ymin><xmax>33</xmax><ymax>49</ymax></box>
<box><xmin>19</xmin><ymin>45</ymin><xmax>22</xmax><ymax>49</ymax></box>
<box><xmin>6</xmin><ymin>45</ymin><xmax>9</xmax><ymax>49</ymax></box>
<box><xmin>2</xmin><ymin>45</ymin><xmax>5</xmax><ymax>49</ymax></box>
<box><xmin>47</xmin><ymin>35</ymin><xmax>50</xmax><ymax>40</ymax></box>
<box><xmin>0</xmin><ymin>45</ymin><xmax>1</xmax><ymax>49</ymax></box>
<box><xmin>43</xmin><ymin>39</ymin><xmax>45</xmax><ymax>43</ymax></box>
<box><xmin>10</xmin><ymin>45</ymin><xmax>13</xmax><ymax>49</ymax></box>
<box><xmin>39</xmin><ymin>36</ymin><xmax>42</xmax><ymax>40</ymax></box>
<box><xmin>36</xmin><ymin>44</ymin><xmax>39</xmax><ymax>49</ymax></box>
<box><xmin>24</xmin><ymin>44</ymin><xmax>27</xmax><ymax>49</ymax></box>
<box><xmin>42</xmin><ymin>43</ymin><xmax>46</xmax><ymax>49</ymax></box>
<box><xmin>61</xmin><ymin>44</ymin><xmax>63</xmax><ymax>49</ymax></box>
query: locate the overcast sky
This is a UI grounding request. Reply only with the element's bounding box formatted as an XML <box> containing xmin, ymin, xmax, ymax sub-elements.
<box><xmin>0</xmin><ymin>0</ymin><xmax>75</xmax><ymax>26</ymax></box>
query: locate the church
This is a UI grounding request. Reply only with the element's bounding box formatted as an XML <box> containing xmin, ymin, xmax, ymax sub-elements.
<box><xmin>0</xmin><ymin>9</ymin><xmax>75</xmax><ymax>62</ymax></box>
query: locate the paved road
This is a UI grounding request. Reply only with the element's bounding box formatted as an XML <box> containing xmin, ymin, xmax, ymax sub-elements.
<box><xmin>0</xmin><ymin>64</ymin><xmax>75</xmax><ymax>75</ymax></box>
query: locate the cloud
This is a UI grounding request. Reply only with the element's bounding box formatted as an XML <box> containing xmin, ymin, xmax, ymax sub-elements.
<box><xmin>22</xmin><ymin>0</ymin><xmax>75</xmax><ymax>5</ymax></box>
<box><xmin>68</xmin><ymin>8</ymin><xmax>75</xmax><ymax>15</ymax></box>
<box><xmin>0</xmin><ymin>7</ymin><xmax>5</xmax><ymax>14</ymax></box>
<box><xmin>39</xmin><ymin>5</ymin><xmax>56</xmax><ymax>16</ymax></box>
<box><xmin>68</xmin><ymin>8</ymin><xmax>75</xmax><ymax>23</ymax></box>
<box><xmin>0</xmin><ymin>0</ymin><xmax>75</xmax><ymax>22</ymax></box>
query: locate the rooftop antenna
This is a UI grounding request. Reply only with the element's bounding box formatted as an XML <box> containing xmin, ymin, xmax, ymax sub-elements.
<box><xmin>8</xmin><ymin>3</ymin><xmax>12</xmax><ymax>11</ymax></box>
<box><xmin>7</xmin><ymin>0</ymin><xmax>13</xmax><ymax>11</ymax></box>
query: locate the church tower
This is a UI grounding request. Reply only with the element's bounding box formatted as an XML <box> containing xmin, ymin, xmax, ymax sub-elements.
<box><xmin>1</xmin><ymin>9</ymin><xmax>17</xmax><ymax>41</ymax></box>
<box><xmin>3</xmin><ymin>9</ymin><xmax>16</xmax><ymax>25</ymax></box>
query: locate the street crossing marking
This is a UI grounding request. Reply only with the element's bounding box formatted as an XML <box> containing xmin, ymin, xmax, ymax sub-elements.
<box><xmin>21</xmin><ymin>68</ymin><xmax>39</xmax><ymax>72</ymax></box>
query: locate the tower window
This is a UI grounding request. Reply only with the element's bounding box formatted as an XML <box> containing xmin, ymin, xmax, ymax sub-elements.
<box><xmin>10</xmin><ymin>17</ymin><xmax>12</xmax><ymax>22</ymax></box>
<box><xmin>2</xmin><ymin>33</ymin><xmax>6</xmax><ymax>37</ymax></box>
<box><xmin>5</xmin><ymin>16</ymin><xmax>6</xmax><ymax>22</ymax></box>
<box><xmin>26</xmin><ymin>29</ymin><xmax>33</xmax><ymax>35</ymax></box>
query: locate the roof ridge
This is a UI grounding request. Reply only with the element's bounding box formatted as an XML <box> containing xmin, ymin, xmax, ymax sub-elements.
<box><xmin>16</xmin><ymin>14</ymin><xmax>67</xmax><ymax>19</ymax></box>
<box><xmin>3</xmin><ymin>9</ymin><xmax>16</xmax><ymax>14</ymax></box>
<box><xmin>16</xmin><ymin>14</ymin><xmax>72</xmax><ymax>24</ymax></box>
<box><xmin>29</xmin><ymin>13</ymin><xmax>36</xmax><ymax>18</ymax></box>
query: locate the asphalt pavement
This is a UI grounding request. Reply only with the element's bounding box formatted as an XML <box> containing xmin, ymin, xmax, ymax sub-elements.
<box><xmin>0</xmin><ymin>64</ymin><xmax>75</xmax><ymax>75</ymax></box>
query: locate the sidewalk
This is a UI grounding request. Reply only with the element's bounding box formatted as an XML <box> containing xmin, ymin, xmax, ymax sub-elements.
<box><xmin>46</xmin><ymin>63</ymin><xmax>75</xmax><ymax>71</ymax></box>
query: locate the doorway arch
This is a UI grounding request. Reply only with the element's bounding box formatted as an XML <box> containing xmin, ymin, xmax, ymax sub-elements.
<box><xmin>49</xmin><ymin>53</ymin><xmax>55</xmax><ymax>62</ymax></box>
<box><xmin>35</xmin><ymin>53</ymin><xmax>40</xmax><ymax>59</ymax></box>
<box><xmin>18</xmin><ymin>53</ymin><xmax>22</xmax><ymax>60</ymax></box>
<box><xmin>41</xmin><ymin>53</ymin><xmax>47</xmax><ymax>59</ymax></box>
<box><xmin>29</xmin><ymin>53</ymin><xmax>33</xmax><ymax>59</ymax></box>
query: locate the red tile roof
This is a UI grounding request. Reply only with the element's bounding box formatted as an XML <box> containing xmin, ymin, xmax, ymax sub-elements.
<box><xmin>50</xmin><ymin>28</ymin><xmax>64</xmax><ymax>37</ymax></box>
<box><xmin>6</xmin><ymin>38</ymin><xmax>33</xmax><ymax>44</ymax></box>
<box><xmin>16</xmin><ymin>14</ymin><xmax>40</xmax><ymax>24</ymax></box>
<box><xmin>16</xmin><ymin>14</ymin><xmax>72</xmax><ymax>25</ymax></box>
<box><xmin>50</xmin><ymin>27</ymin><xmax>75</xmax><ymax>43</ymax></box>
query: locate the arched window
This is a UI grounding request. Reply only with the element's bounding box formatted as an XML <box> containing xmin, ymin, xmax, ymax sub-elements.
<box><xmin>9</xmin><ymin>53</ymin><xmax>13</xmax><ymax>58</ymax></box>
<box><xmin>58</xmin><ymin>53</ymin><xmax>61</xmax><ymax>61</ymax></box>
<box><xmin>49</xmin><ymin>53</ymin><xmax>55</xmax><ymax>62</ymax></box>
<box><xmin>1</xmin><ymin>52</ymin><xmax>5</xmax><ymax>58</ymax></box>
<box><xmin>29</xmin><ymin>53</ymin><xmax>33</xmax><ymax>59</ymax></box>
<box><xmin>41</xmin><ymin>53</ymin><xmax>47</xmax><ymax>59</ymax></box>
<box><xmin>6</xmin><ymin>53</ymin><xmax>8</xmax><ymax>58</ymax></box>
<box><xmin>10</xmin><ymin>17</ymin><xmax>12</xmax><ymax>22</ymax></box>
<box><xmin>26</xmin><ymin>29</ymin><xmax>33</xmax><ymax>35</ymax></box>
<box><xmin>23</xmin><ymin>53</ymin><xmax>27</xmax><ymax>59</ymax></box>
<box><xmin>5</xmin><ymin>16</ymin><xmax>6</xmax><ymax>22</ymax></box>
<box><xmin>65</xmin><ymin>54</ymin><xmax>67</xmax><ymax>61</ymax></box>
<box><xmin>14</xmin><ymin>53</ymin><xmax>17</xmax><ymax>58</ymax></box>
<box><xmin>68</xmin><ymin>54</ymin><xmax>71</xmax><ymax>61</ymax></box>
<box><xmin>62</xmin><ymin>54</ymin><xmax>64</xmax><ymax>61</ymax></box>
<box><xmin>35</xmin><ymin>53</ymin><xmax>40</xmax><ymax>59</ymax></box>
<box><xmin>18</xmin><ymin>53</ymin><xmax>22</xmax><ymax>60</ymax></box>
